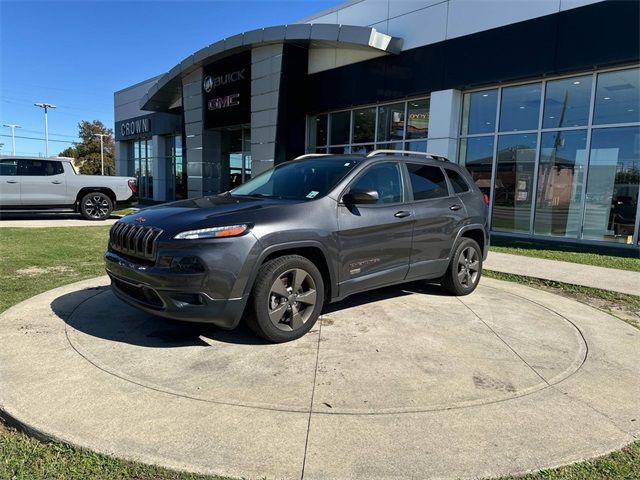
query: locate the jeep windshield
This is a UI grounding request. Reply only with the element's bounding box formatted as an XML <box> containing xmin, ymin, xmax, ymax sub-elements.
<box><xmin>230</xmin><ymin>157</ymin><xmax>360</xmax><ymax>201</ymax></box>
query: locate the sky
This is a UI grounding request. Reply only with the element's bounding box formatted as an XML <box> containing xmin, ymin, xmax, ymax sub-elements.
<box><xmin>0</xmin><ymin>0</ymin><xmax>337</xmax><ymax>156</ymax></box>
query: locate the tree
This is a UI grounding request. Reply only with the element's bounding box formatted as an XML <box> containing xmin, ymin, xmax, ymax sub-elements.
<box><xmin>58</xmin><ymin>120</ymin><xmax>115</xmax><ymax>175</ymax></box>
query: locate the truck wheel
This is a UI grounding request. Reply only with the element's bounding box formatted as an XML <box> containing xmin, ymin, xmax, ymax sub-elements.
<box><xmin>246</xmin><ymin>255</ymin><xmax>324</xmax><ymax>343</ymax></box>
<box><xmin>80</xmin><ymin>192</ymin><xmax>113</xmax><ymax>220</ymax></box>
<box><xmin>441</xmin><ymin>238</ymin><xmax>483</xmax><ymax>296</ymax></box>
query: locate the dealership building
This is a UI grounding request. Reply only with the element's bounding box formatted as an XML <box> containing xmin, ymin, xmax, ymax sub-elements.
<box><xmin>114</xmin><ymin>0</ymin><xmax>640</xmax><ymax>251</ymax></box>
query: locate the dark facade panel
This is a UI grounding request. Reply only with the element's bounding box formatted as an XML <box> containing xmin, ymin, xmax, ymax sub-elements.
<box><xmin>306</xmin><ymin>0</ymin><xmax>640</xmax><ymax>113</ymax></box>
<box><xmin>555</xmin><ymin>0</ymin><xmax>640</xmax><ymax>72</ymax></box>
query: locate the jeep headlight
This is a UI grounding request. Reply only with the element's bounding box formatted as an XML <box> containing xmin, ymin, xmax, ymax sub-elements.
<box><xmin>173</xmin><ymin>224</ymin><xmax>249</xmax><ymax>240</ymax></box>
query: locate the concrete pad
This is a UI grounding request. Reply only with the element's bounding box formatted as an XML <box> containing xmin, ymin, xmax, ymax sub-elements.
<box><xmin>485</xmin><ymin>251</ymin><xmax>640</xmax><ymax>296</ymax></box>
<box><xmin>0</xmin><ymin>276</ymin><xmax>638</xmax><ymax>480</ymax></box>
<box><xmin>0</xmin><ymin>212</ymin><xmax>119</xmax><ymax>228</ymax></box>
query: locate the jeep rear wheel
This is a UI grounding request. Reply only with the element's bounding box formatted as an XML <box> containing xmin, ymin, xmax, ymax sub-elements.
<box><xmin>80</xmin><ymin>192</ymin><xmax>113</xmax><ymax>220</ymax></box>
<box><xmin>441</xmin><ymin>238</ymin><xmax>483</xmax><ymax>296</ymax></box>
<box><xmin>247</xmin><ymin>255</ymin><xmax>324</xmax><ymax>343</ymax></box>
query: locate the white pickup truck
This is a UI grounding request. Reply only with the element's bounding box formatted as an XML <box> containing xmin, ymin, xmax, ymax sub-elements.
<box><xmin>0</xmin><ymin>156</ymin><xmax>137</xmax><ymax>220</ymax></box>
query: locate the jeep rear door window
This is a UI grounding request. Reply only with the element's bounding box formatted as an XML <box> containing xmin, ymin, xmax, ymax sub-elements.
<box><xmin>349</xmin><ymin>162</ymin><xmax>403</xmax><ymax>204</ymax></box>
<box><xmin>21</xmin><ymin>160</ymin><xmax>63</xmax><ymax>176</ymax></box>
<box><xmin>231</xmin><ymin>157</ymin><xmax>359</xmax><ymax>201</ymax></box>
<box><xmin>407</xmin><ymin>164</ymin><xmax>448</xmax><ymax>200</ymax></box>
<box><xmin>445</xmin><ymin>168</ymin><xmax>471</xmax><ymax>194</ymax></box>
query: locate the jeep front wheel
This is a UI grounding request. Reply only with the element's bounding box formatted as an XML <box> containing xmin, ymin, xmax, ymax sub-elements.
<box><xmin>247</xmin><ymin>255</ymin><xmax>324</xmax><ymax>343</ymax></box>
<box><xmin>80</xmin><ymin>192</ymin><xmax>113</xmax><ymax>220</ymax></box>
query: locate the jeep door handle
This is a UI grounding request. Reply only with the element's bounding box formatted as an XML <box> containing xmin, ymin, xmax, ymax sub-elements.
<box><xmin>51</xmin><ymin>180</ymin><xmax>63</xmax><ymax>184</ymax></box>
<box><xmin>394</xmin><ymin>210</ymin><xmax>411</xmax><ymax>218</ymax></box>
<box><xmin>449</xmin><ymin>204</ymin><xmax>463</xmax><ymax>211</ymax></box>
<box><xmin>6</xmin><ymin>180</ymin><xmax>17</xmax><ymax>183</ymax></box>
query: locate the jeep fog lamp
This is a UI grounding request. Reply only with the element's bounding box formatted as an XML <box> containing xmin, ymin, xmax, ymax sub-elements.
<box><xmin>174</xmin><ymin>224</ymin><xmax>249</xmax><ymax>240</ymax></box>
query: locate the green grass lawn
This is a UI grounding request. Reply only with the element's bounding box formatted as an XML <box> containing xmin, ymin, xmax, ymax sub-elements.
<box><xmin>0</xmin><ymin>227</ymin><xmax>638</xmax><ymax>479</ymax></box>
<box><xmin>490</xmin><ymin>244</ymin><xmax>640</xmax><ymax>272</ymax></box>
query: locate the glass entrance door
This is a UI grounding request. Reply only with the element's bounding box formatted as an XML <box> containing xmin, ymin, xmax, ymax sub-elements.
<box><xmin>223</xmin><ymin>126</ymin><xmax>251</xmax><ymax>189</ymax></box>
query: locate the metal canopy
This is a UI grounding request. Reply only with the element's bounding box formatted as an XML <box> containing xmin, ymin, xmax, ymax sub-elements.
<box><xmin>139</xmin><ymin>24</ymin><xmax>403</xmax><ymax>112</ymax></box>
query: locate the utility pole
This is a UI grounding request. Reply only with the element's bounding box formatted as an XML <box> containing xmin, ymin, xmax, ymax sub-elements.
<box><xmin>94</xmin><ymin>133</ymin><xmax>108</xmax><ymax>175</ymax></box>
<box><xmin>34</xmin><ymin>103</ymin><xmax>56</xmax><ymax>157</ymax></box>
<box><xmin>3</xmin><ymin>124</ymin><xmax>21</xmax><ymax>155</ymax></box>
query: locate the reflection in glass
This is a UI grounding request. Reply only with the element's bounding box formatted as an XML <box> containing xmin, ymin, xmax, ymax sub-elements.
<box><xmin>329</xmin><ymin>145</ymin><xmax>350</xmax><ymax>154</ymax></box>
<box><xmin>330</xmin><ymin>111</ymin><xmax>350</xmax><ymax>146</ymax></box>
<box><xmin>377</xmin><ymin>103</ymin><xmax>405</xmax><ymax>142</ymax></box>
<box><xmin>534</xmin><ymin>130</ymin><xmax>588</xmax><ymax>237</ymax></box>
<box><xmin>405</xmin><ymin>140</ymin><xmax>428</xmax><ymax>152</ymax></box>
<box><xmin>461</xmin><ymin>90</ymin><xmax>498</xmax><ymax>135</ymax></box>
<box><xmin>583</xmin><ymin>126</ymin><xmax>639</xmax><ymax>244</ymax></box>
<box><xmin>375</xmin><ymin>142</ymin><xmax>403</xmax><ymax>151</ymax></box>
<box><xmin>353</xmin><ymin>107</ymin><xmax>376</xmax><ymax>144</ymax></box>
<box><xmin>499</xmin><ymin>83</ymin><xmax>542</xmax><ymax>132</ymax></box>
<box><xmin>308</xmin><ymin>114</ymin><xmax>328</xmax><ymax>147</ymax></box>
<box><xmin>460</xmin><ymin>136</ymin><xmax>494</xmax><ymax>200</ymax></box>
<box><xmin>407</xmin><ymin>99</ymin><xmax>430</xmax><ymax>139</ymax></box>
<box><xmin>593</xmin><ymin>68</ymin><xmax>640</xmax><ymax>125</ymax></box>
<box><xmin>350</xmin><ymin>144</ymin><xmax>375</xmax><ymax>154</ymax></box>
<box><xmin>543</xmin><ymin>76</ymin><xmax>592</xmax><ymax>129</ymax></box>
<box><xmin>492</xmin><ymin>134</ymin><xmax>537</xmax><ymax>232</ymax></box>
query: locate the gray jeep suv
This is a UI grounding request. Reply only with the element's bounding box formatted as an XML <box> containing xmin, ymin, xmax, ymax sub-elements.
<box><xmin>105</xmin><ymin>150</ymin><xmax>488</xmax><ymax>342</ymax></box>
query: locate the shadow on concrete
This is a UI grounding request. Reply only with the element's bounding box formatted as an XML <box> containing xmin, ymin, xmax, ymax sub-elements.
<box><xmin>51</xmin><ymin>280</ymin><xmax>448</xmax><ymax>348</ymax></box>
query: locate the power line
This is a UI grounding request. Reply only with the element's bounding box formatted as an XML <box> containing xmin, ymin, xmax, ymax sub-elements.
<box><xmin>0</xmin><ymin>134</ymin><xmax>75</xmax><ymax>144</ymax></box>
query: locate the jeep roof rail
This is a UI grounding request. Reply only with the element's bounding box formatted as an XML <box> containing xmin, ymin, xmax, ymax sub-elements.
<box><xmin>366</xmin><ymin>149</ymin><xmax>449</xmax><ymax>162</ymax></box>
<box><xmin>294</xmin><ymin>153</ymin><xmax>333</xmax><ymax>161</ymax></box>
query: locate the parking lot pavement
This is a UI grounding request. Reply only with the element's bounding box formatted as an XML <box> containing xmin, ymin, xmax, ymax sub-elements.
<box><xmin>0</xmin><ymin>276</ymin><xmax>638</xmax><ymax>480</ymax></box>
<box><xmin>0</xmin><ymin>212</ymin><xmax>119</xmax><ymax>227</ymax></box>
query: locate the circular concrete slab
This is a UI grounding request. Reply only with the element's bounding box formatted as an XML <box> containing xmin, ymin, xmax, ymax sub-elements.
<box><xmin>1</xmin><ymin>276</ymin><xmax>638</xmax><ymax>480</ymax></box>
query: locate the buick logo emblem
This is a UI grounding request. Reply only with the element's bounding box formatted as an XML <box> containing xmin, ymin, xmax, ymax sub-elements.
<box><xmin>203</xmin><ymin>75</ymin><xmax>214</xmax><ymax>93</ymax></box>
<box><xmin>135</xmin><ymin>217</ymin><xmax>146</xmax><ymax>223</ymax></box>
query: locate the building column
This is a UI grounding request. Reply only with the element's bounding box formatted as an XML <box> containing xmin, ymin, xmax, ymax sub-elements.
<box><xmin>115</xmin><ymin>141</ymin><xmax>130</xmax><ymax>177</ymax></box>
<box><xmin>151</xmin><ymin>135</ymin><xmax>168</xmax><ymax>201</ymax></box>
<box><xmin>250</xmin><ymin>44</ymin><xmax>284</xmax><ymax>176</ymax></box>
<box><xmin>427</xmin><ymin>89</ymin><xmax>463</xmax><ymax>163</ymax></box>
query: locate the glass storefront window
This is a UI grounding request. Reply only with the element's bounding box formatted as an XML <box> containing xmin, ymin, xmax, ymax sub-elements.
<box><xmin>492</xmin><ymin>133</ymin><xmax>538</xmax><ymax>232</ymax></box>
<box><xmin>534</xmin><ymin>130</ymin><xmax>588</xmax><ymax>237</ymax></box>
<box><xmin>407</xmin><ymin>99</ymin><xmax>429</xmax><ymax>139</ymax></box>
<box><xmin>461</xmin><ymin>90</ymin><xmax>498</xmax><ymax>135</ymax></box>
<box><xmin>405</xmin><ymin>140</ymin><xmax>428</xmax><ymax>152</ymax></box>
<box><xmin>330</xmin><ymin>111</ymin><xmax>350</xmax><ymax>146</ymax></box>
<box><xmin>543</xmin><ymin>75</ymin><xmax>593</xmax><ymax>129</ymax></box>
<box><xmin>308</xmin><ymin>114</ymin><xmax>328</xmax><ymax>148</ymax></box>
<box><xmin>461</xmin><ymin>136</ymin><xmax>495</xmax><ymax>200</ymax></box>
<box><xmin>583</xmin><ymin>126</ymin><xmax>639</xmax><ymax>244</ymax></box>
<box><xmin>353</xmin><ymin>107</ymin><xmax>376</xmax><ymax>144</ymax></box>
<box><xmin>377</xmin><ymin>103</ymin><xmax>405</xmax><ymax>142</ymax></box>
<box><xmin>499</xmin><ymin>83</ymin><xmax>542</xmax><ymax>132</ymax></box>
<box><xmin>131</xmin><ymin>138</ymin><xmax>152</xmax><ymax>199</ymax></box>
<box><xmin>593</xmin><ymin>68</ymin><xmax>640</xmax><ymax>125</ymax></box>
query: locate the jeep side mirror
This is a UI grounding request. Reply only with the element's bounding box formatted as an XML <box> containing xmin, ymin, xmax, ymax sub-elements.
<box><xmin>343</xmin><ymin>190</ymin><xmax>379</xmax><ymax>205</ymax></box>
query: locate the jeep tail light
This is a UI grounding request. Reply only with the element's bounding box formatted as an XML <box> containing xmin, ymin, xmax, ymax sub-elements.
<box><xmin>128</xmin><ymin>179</ymin><xmax>138</xmax><ymax>195</ymax></box>
<box><xmin>483</xmin><ymin>193</ymin><xmax>490</xmax><ymax>205</ymax></box>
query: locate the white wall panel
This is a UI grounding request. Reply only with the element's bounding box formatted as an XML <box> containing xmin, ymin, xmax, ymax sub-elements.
<box><xmin>336</xmin><ymin>0</ymin><xmax>389</xmax><ymax>26</ymax></box>
<box><xmin>307</xmin><ymin>11</ymin><xmax>338</xmax><ymax>24</ymax></box>
<box><xmin>446</xmin><ymin>0</ymin><xmax>560</xmax><ymax>39</ymax></box>
<box><xmin>389</xmin><ymin>0</ymin><xmax>444</xmax><ymax>18</ymax></box>
<box><xmin>387</xmin><ymin>1</ymin><xmax>448</xmax><ymax>50</ymax></box>
<box><xmin>560</xmin><ymin>0</ymin><xmax>603</xmax><ymax>11</ymax></box>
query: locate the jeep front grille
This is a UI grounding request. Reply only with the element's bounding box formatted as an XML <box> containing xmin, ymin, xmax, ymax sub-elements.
<box><xmin>109</xmin><ymin>222</ymin><xmax>162</xmax><ymax>261</ymax></box>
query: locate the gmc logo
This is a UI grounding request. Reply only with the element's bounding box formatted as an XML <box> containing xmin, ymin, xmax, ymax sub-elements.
<box><xmin>207</xmin><ymin>93</ymin><xmax>240</xmax><ymax>111</ymax></box>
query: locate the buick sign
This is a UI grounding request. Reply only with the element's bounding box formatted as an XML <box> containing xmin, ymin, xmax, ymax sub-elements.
<box><xmin>203</xmin><ymin>69</ymin><xmax>246</xmax><ymax>93</ymax></box>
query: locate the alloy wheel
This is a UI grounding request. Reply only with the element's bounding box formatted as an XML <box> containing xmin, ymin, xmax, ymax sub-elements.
<box><xmin>267</xmin><ymin>268</ymin><xmax>317</xmax><ymax>331</ymax></box>
<box><xmin>84</xmin><ymin>195</ymin><xmax>110</xmax><ymax>219</ymax></box>
<box><xmin>457</xmin><ymin>246</ymin><xmax>480</xmax><ymax>288</ymax></box>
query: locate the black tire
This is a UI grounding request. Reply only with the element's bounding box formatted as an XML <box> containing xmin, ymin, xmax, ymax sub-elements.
<box><xmin>441</xmin><ymin>238</ymin><xmax>483</xmax><ymax>296</ymax></box>
<box><xmin>80</xmin><ymin>192</ymin><xmax>113</xmax><ymax>220</ymax></box>
<box><xmin>246</xmin><ymin>254</ymin><xmax>324</xmax><ymax>343</ymax></box>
